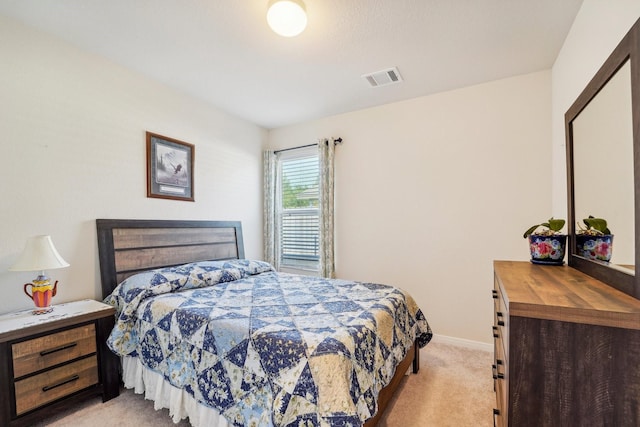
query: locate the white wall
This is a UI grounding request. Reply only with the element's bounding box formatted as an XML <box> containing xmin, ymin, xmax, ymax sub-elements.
<box><xmin>0</xmin><ymin>16</ymin><xmax>267</xmax><ymax>314</ymax></box>
<box><xmin>551</xmin><ymin>1</ymin><xmax>640</xmax><ymax>216</ymax></box>
<box><xmin>268</xmin><ymin>71</ymin><xmax>552</xmax><ymax>343</ymax></box>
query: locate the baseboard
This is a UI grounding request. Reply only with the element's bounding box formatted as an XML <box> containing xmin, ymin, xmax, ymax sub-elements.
<box><xmin>430</xmin><ymin>334</ymin><xmax>493</xmax><ymax>352</ymax></box>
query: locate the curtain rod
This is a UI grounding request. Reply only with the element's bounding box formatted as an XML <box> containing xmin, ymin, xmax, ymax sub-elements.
<box><xmin>273</xmin><ymin>137</ymin><xmax>342</xmax><ymax>154</ymax></box>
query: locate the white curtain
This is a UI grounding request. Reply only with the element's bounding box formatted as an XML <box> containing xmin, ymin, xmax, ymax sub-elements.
<box><xmin>318</xmin><ymin>138</ymin><xmax>336</xmax><ymax>278</ymax></box>
<box><xmin>262</xmin><ymin>150</ymin><xmax>280</xmax><ymax>270</ymax></box>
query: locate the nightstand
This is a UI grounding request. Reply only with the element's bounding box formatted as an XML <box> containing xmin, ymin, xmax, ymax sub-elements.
<box><xmin>0</xmin><ymin>299</ymin><xmax>120</xmax><ymax>427</ymax></box>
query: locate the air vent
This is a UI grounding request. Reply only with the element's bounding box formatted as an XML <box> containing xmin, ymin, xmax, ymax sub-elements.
<box><xmin>362</xmin><ymin>67</ymin><xmax>403</xmax><ymax>88</ymax></box>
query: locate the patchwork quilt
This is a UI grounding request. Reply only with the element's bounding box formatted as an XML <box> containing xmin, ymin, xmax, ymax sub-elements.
<box><xmin>105</xmin><ymin>260</ymin><xmax>432</xmax><ymax>427</ymax></box>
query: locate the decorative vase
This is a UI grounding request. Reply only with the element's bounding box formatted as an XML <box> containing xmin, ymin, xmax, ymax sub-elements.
<box><xmin>528</xmin><ymin>234</ymin><xmax>567</xmax><ymax>265</ymax></box>
<box><xmin>575</xmin><ymin>234</ymin><xmax>614</xmax><ymax>262</ymax></box>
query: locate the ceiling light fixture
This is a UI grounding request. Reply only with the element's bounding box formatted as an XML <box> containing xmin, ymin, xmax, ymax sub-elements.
<box><xmin>267</xmin><ymin>0</ymin><xmax>307</xmax><ymax>37</ymax></box>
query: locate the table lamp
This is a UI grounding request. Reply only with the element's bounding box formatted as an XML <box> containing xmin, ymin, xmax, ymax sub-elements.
<box><xmin>9</xmin><ymin>235</ymin><xmax>70</xmax><ymax>314</ymax></box>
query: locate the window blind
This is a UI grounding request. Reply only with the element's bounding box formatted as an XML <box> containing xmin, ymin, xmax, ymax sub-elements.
<box><xmin>279</xmin><ymin>152</ymin><xmax>319</xmax><ymax>270</ymax></box>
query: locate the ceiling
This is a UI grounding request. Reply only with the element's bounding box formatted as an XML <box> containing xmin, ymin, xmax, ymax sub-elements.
<box><xmin>0</xmin><ymin>0</ymin><xmax>584</xmax><ymax>129</ymax></box>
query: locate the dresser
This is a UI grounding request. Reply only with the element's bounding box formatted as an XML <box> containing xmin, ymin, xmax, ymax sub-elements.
<box><xmin>492</xmin><ymin>261</ymin><xmax>640</xmax><ymax>427</ymax></box>
<box><xmin>0</xmin><ymin>299</ymin><xmax>120</xmax><ymax>426</ymax></box>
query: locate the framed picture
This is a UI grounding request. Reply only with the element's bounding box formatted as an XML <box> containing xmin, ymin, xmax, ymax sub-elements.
<box><xmin>146</xmin><ymin>131</ymin><xmax>195</xmax><ymax>201</ymax></box>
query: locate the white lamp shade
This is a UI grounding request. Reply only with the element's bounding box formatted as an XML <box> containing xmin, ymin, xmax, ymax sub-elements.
<box><xmin>267</xmin><ymin>0</ymin><xmax>307</xmax><ymax>37</ymax></box>
<box><xmin>9</xmin><ymin>235</ymin><xmax>70</xmax><ymax>272</ymax></box>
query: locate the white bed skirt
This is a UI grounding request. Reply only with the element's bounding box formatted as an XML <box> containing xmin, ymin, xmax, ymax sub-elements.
<box><xmin>122</xmin><ymin>355</ymin><xmax>412</xmax><ymax>426</ymax></box>
<box><xmin>121</xmin><ymin>356</ymin><xmax>231</xmax><ymax>427</ymax></box>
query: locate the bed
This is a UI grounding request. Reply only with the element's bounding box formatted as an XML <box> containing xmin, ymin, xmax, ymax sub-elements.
<box><xmin>96</xmin><ymin>219</ymin><xmax>432</xmax><ymax>427</ymax></box>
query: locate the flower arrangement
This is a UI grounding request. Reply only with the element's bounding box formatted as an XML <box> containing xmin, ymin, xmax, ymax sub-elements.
<box><xmin>576</xmin><ymin>215</ymin><xmax>613</xmax><ymax>261</ymax></box>
<box><xmin>523</xmin><ymin>217</ymin><xmax>566</xmax><ymax>239</ymax></box>
<box><xmin>523</xmin><ymin>217</ymin><xmax>567</xmax><ymax>265</ymax></box>
<box><xmin>577</xmin><ymin>215</ymin><xmax>611</xmax><ymax>236</ymax></box>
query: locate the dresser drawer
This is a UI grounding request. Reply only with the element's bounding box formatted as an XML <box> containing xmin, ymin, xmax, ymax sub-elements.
<box><xmin>495</xmin><ymin>377</ymin><xmax>506</xmax><ymax>427</ymax></box>
<box><xmin>12</xmin><ymin>324</ymin><xmax>97</xmax><ymax>378</ymax></box>
<box><xmin>493</xmin><ymin>280</ymin><xmax>509</xmax><ymax>354</ymax></box>
<box><xmin>14</xmin><ymin>355</ymin><xmax>98</xmax><ymax>416</ymax></box>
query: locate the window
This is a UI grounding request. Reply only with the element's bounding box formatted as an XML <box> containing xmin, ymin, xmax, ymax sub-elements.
<box><xmin>278</xmin><ymin>148</ymin><xmax>319</xmax><ymax>271</ymax></box>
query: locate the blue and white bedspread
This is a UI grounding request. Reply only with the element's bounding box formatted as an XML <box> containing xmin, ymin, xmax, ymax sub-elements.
<box><xmin>104</xmin><ymin>259</ymin><xmax>432</xmax><ymax>427</ymax></box>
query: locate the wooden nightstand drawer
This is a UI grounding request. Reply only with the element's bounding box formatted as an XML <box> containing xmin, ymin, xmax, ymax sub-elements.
<box><xmin>14</xmin><ymin>355</ymin><xmax>98</xmax><ymax>416</ymax></box>
<box><xmin>12</xmin><ymin>324</ymin><xmax>97</xmax><ymax>378</ymax></box>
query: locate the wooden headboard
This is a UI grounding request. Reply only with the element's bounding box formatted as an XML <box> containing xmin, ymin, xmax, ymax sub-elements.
<box><xmin>96</xmin><ymin>219</ymin><xmax>245</xmax><ymax>299</ymax></box>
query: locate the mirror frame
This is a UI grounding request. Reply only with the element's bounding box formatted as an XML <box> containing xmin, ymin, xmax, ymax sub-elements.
<box><xmin>565</xmin><ymin>17</ymin><xmax>640</xmax><ymax>298</ymax></box>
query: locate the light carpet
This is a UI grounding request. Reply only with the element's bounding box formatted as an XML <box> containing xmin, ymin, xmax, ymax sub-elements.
<box><xmin>36</xmin><ymin>340</ymin><xmax>494</xmax><ymax>427</ymax></box>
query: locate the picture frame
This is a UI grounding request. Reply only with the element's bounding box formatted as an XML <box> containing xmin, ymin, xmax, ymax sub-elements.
<box><xmin>146</xmin><ymin>131</ymin><xmax>195</xmax><ymax>201</ymax></box>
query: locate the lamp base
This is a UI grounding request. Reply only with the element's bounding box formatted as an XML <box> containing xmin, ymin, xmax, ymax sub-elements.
<box><xmin>32</xmin><ymin>306</ymin><xmax>54</xmax><ymax>315</ymax></box>
<box><xmin>24</xmin><ymin>279</ymin><xmax>58</xmax><ymax>315</ymax></box>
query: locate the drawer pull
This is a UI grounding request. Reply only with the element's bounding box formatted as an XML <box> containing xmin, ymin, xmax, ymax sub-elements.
<box><xmin>493</xmin><ymin>408</ymin><xmax>500</xmax><ymax>415</ymax></box>
<box><xmin>492</xmin><ymin>326</ymin><xmax>499</xmax><ymax>338</ymax></box>
<box><xmin>492</xmin><ymin>290</ymin><xmax>498</xmax><ymax>299</ymax></box>
<box><xmin>492</xmin><ymin>364</ymin><xmax>505</xmax><ymax>380</ymax></box>
<box><xmin>40</xmin><ymin>342</ymin><xmax>77</xmax><ymax>357</ymax></box>
<box><xmin>42</xmin><ymin>374</ymin><xmax>80</xmax><ymax>392</ymax></box>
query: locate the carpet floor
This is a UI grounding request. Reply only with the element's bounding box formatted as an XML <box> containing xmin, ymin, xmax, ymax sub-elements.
<box><xmin>35</xmin><ymin>340</ymin><xmax>494</xmax><ymax>427</ymax></box>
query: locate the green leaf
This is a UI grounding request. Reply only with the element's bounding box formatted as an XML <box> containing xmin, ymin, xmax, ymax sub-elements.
<box><xmin>523</xmin><ymin>225</ymin><xmax>539</xmax><ymax>238</ymax></box>
<box><xmin>547</xmin><ymin>218</ymin><xmax>565</xmax><ymax>232</ymax></box>
<box><xmin>584</xmin><ymin>217</ymin><xmax>609</xmax><ymax>233</ymax></box>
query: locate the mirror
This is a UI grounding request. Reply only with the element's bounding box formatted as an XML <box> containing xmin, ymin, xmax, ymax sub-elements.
<box><xmin>566</xmin><ymin>17</ymin><xmax>640</xmax><ymax>298</ymax></box>
<box><xmin>572</xmin><ymin>62</ymin><xmax>634</xmax><ymax>272</ymax></box>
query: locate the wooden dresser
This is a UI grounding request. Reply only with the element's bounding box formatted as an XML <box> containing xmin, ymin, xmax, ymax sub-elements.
<box><xmin>0</xmin><ymin>300</ymin><xmax>119</xmax><ymax>426</ymax></box>
<box><xmin>492</xmin><ymin>261</ymin><xmax>640</xmax><ymax>427</ymax></box>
